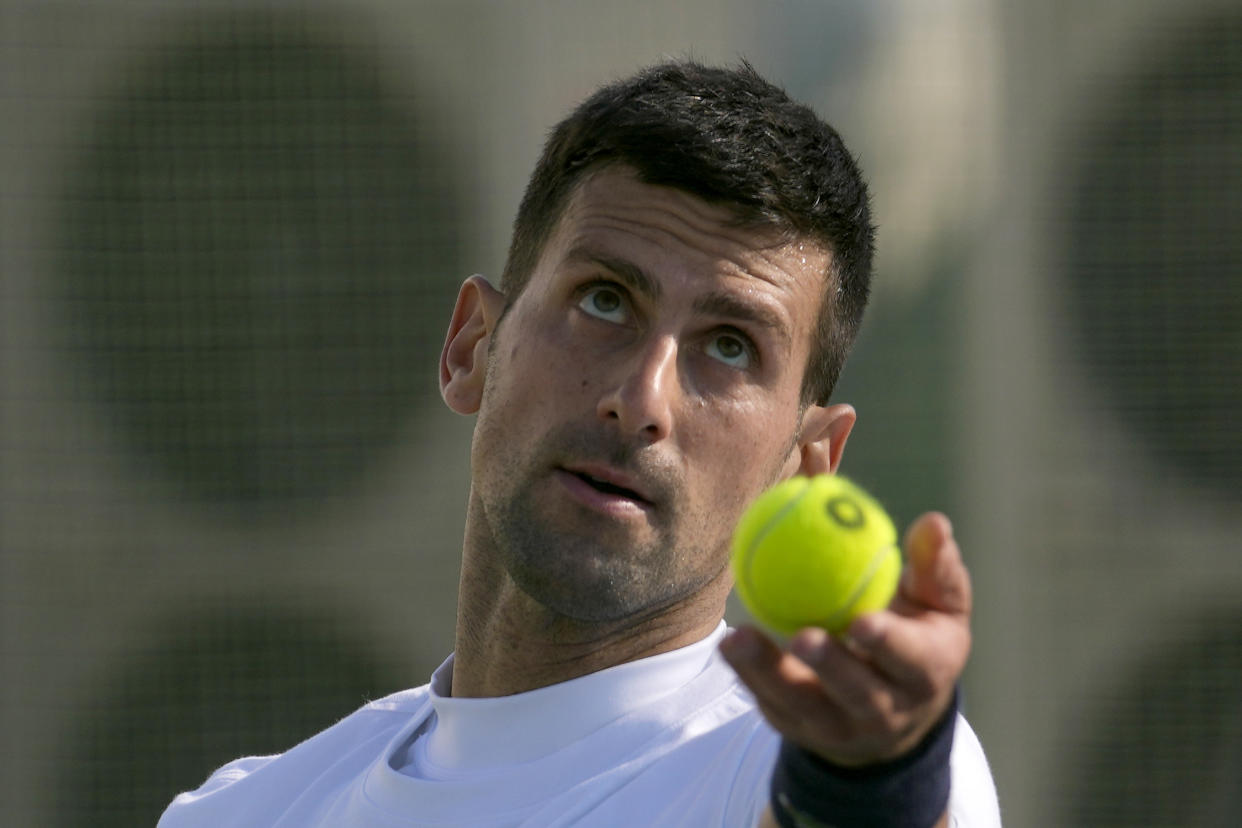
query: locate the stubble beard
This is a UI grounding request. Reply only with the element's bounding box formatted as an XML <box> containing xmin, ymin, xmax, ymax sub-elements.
<box><xmin>490</xmin><ymin>489</ymin><xmax>688</xmax><ymax>625</ymax></box>
<box><xmin>476</xmin><ymin>421</ymin><xmax>723</xmax><ymax>625</ymax></box>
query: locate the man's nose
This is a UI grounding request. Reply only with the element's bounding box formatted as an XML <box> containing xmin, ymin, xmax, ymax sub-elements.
<box><xmin>597</xmin><ymin>335</ymin><xmax>678</xmax><ymax>443</ymax></box>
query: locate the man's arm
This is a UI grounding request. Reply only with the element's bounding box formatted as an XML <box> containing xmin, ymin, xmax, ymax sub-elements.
<box><xmin>721</xmin><ymin>511</ymin><xmax>972</xmax><ymax>827</ymax></box>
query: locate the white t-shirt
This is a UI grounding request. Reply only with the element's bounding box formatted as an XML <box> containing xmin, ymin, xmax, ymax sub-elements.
<box><xmin>158</xmin><ymin>624</ymin><xmax>1001</xmax><ymax>827</ymax></box>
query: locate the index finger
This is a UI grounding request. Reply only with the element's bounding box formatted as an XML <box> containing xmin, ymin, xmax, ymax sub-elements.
<box><xmin>844</xmin><ymin>608</ymin><xmax>970</xmax><ymax>695</ymax></box>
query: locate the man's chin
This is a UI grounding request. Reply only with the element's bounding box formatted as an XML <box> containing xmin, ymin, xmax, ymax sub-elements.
<box><xmin>500</xmin><ymin>537</ymin><xmax>666</xmax><ymax>619</ymax></box>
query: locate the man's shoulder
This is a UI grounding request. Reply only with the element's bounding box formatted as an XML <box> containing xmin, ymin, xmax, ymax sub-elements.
<box><xmin>278</xmin><ymin>684</ymin><xmax>433</xmax><ymax>757</ymax></box>
<box><xmin>157</xmin><ymin>685</ymin><xmax>432</xmax><ymax>827</ymax></box>
<box><xmin>360</xmin><ymin>685</ymin><xmax>431</xmax><ymax>715</ymax></box>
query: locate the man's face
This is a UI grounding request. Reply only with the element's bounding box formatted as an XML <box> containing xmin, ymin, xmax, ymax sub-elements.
<box><xmin>468</xmin><ymin>167</ymin><xmax>834</xmax><ymax>623</ymax></box>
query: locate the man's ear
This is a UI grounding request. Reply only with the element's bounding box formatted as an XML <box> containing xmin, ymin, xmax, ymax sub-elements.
<box><xmin>440</xmin><ymin>274</ymin><xmax>507</xmax><ymax>415</ymax></box>
<box><xmin>783</xmin><ymin>403</ymin><xmax>856</xmax><ymax>478</ymax></box>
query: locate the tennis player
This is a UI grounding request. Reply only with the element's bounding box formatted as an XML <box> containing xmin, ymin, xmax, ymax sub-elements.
<box><xmin>160</xmin><ymin>60</ymin><xmax>1001</xmax><ymax>827</ymax></box>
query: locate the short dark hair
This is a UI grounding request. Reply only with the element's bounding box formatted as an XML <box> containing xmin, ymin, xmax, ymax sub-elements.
<box><xmin>501</xmin><ymin>60</ymin><xmax>875</xmax><ymax>406</ymax></box>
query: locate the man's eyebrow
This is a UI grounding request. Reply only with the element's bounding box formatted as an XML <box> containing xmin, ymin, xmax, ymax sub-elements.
<box><xmin>693</xmin><ymin>292</ymin><xmax>793</xmax><ymax>349</ymax></box>
<box><xmin>565</xmin><ymin>246</ymin><xmax>662</xmax><ymax>301</ymax></box>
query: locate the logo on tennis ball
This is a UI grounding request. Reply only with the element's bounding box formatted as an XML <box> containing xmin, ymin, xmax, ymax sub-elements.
<box><xmin>730</xmin><ymin>475</ymin><xmax>901</xmax><ymax>635</ymax></box>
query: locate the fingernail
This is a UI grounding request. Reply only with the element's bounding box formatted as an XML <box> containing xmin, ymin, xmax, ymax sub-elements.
<box><xmin>940</xmin><ymin>513</ymin><xmax>955</xmax><ymax>539</ymax></box>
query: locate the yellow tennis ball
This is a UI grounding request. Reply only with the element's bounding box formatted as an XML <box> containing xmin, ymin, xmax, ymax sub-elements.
<box><xmin>731</xmin><ymin>474</ymin><xmax>902</xmax><ymax>636</ymax></box>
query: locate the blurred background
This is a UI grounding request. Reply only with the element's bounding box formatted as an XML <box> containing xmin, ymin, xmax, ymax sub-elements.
<box><xmin>2</xmin><ymin>0</ymin><xmax>1240</xmax><ymax>824</ymax></box>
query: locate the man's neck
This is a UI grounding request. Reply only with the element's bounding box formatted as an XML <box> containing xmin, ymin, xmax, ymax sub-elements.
<box><xmin>451</xmin><ymin>599</ymin><xmax>724</xmax><ymax>699</ymax></box>
<box><xmin>450</xmin><ymin>514</ymin><xmax>730</xmax><ymax>698</ymax></box>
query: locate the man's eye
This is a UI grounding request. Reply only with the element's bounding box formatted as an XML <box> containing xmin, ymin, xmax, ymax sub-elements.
<box><xmin>578</xmin><ymin>285</ymin><xmax>628</xmax><ymax>323</ymax></box>
<box><xmin>706</xmin><ymin>333</ymin><xmax>751</xmax><ymax>368</ymax></box>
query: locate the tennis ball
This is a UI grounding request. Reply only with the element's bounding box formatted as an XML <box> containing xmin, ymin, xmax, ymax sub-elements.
<box><xmin>730</xmin><ymin>474</ymin><xmax>901</xmax><ymax>636</ymax></box>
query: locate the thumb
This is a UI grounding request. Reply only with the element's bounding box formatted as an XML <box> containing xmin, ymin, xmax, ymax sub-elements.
<box><xmin>897</xmin><ymin>512</ymin><xmax>972</xmax><ymax>616</ymax></box>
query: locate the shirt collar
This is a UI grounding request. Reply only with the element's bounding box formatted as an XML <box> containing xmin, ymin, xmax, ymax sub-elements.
<box><xmin>422</xmin><ymin>621</ymin><xmax>728</xmax><ymax>773</ymax></box>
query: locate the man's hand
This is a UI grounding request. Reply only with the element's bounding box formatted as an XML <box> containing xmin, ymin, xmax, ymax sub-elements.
<box><xmin>720</xmin><ymin>511</ymin><xmax>972</xmax><ymax>768</ymax></box>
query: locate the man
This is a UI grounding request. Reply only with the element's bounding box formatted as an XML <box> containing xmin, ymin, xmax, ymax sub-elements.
<box><xmin>160</xmin><ymin>60</ymin><xmax>1000</xmax><ymax>827</ymax></box>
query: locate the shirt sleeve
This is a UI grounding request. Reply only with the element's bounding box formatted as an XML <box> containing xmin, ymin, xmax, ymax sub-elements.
<box><xmin>947</xmin><ymin>715</ymin><xmax>1003</xmax><ymax>827</ymax></box>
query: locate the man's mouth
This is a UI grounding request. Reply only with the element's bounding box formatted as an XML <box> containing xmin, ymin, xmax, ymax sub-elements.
<box><xmin>571</xmin><ymin>471</ymin><xmax>648</xmax><ymax>503</ymax></box>
<box><xmin>557</xmin><ymin>463</ymin><xmax>656</xmax><ymax>510</ymax></box>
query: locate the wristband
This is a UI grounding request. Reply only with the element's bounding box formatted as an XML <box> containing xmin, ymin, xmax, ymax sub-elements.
<box><xmin>769</xmin><ymin>689</ymin><xmax>959</xmax><ymax>828</ymax></box>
